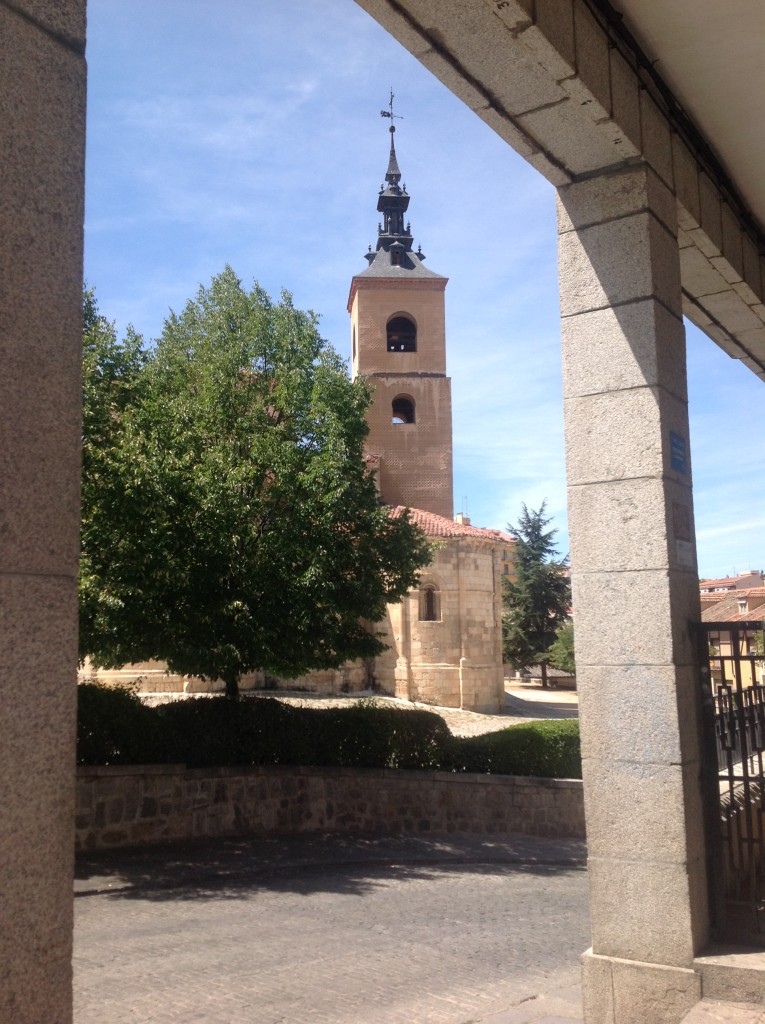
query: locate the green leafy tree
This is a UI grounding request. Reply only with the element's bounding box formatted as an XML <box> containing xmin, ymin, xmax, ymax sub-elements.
<box><xmin>502</xmin><ymin>502</ymin><xmax>571</xmax><ymax>689</ymax></box>
<box><xmin>80</xmin><ymin>269</ymin><xmax>431</xmax><ymax>697</ymax></box>
<box><xmin>547</xmin><ymin>621</ymin><xmax>575</xmax><ymax>676</ymax></box>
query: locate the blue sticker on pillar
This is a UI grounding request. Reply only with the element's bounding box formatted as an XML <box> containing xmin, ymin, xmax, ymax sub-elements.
<box><xmin>670</xmin><ymin>431</ymin><xmax>687</xmax><ymax>474</ymax></box>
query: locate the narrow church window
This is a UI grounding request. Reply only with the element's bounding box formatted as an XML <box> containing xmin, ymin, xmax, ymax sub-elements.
<box><xmin>391</xmin><ymin>395</ymin><xmax>415</xmax><ymax>424</ymax></box>
<box><xmin>387</xmin><ymin>315</ymin><xmax>416</xmax><ymax>352</ymax></box>
<box><xmin>419</xmin><ymin>585</ymin><xmax>440</xmax><ymax>622</ymax></box>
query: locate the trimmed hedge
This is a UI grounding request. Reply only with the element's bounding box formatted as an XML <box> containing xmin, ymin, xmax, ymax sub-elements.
<box><xmin>442</xmin><ymin>720</ymin><xmax>581</xmax><ymax>779</ymax></box>
<box><xmin>156</xmin><ymin>696</ymin><xmax>298</xmax><ymax>767</ymax></box>
<box><xmin>76</xmin><ymin>683</ymin><xmax>581</xmax><ymax>779</ymax></box>
<box><xmin>77</xmin><ymin>681</ymin><xmax>160</xmax><ymax>765</ymax></box>
<box><xmin>299</xmin><ymin>703</ymin><xmax>451</xmax><ymax>770</ymax></box>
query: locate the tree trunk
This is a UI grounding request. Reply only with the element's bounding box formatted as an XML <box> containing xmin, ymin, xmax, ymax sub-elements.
<box><xmin>224</xmin><ymin>673</ymin><xmax>240</xmax><ymax>699</ymax></box>
<box><xmin>540</xmin><ymin>661</ymin><xmax>549</xmax><ymax>689</ymax></box>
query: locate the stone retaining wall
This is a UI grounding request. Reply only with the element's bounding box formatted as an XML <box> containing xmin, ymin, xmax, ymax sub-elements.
<box><xmin>76</xmin><ymin>765</ymin><xmax>585</xmax><ymax>851</ymax></box>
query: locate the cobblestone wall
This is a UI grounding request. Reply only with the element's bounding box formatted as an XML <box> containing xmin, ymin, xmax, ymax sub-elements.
<box><xmin>76</xmin><ymin>765</ymin><xmax>585</xmax><ymax>851</ymax></box>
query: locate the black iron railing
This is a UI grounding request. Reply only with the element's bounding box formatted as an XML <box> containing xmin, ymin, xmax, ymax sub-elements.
<box><xmin>697</xmin><ymin>621</ymin><xmax>765</xmax><ymax>941</ymax></box>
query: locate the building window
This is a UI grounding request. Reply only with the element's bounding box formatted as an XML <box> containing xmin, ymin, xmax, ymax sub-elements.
<box><xmin>391</xmin><ymin>395</ymin><xmax>415</xmax><ymax>424</ymax></box>
<box><xmin>419</xmin><ymin>585</ymin><xmax>440</xmax><ymax>621</ymax></box>
<box><xmin>387</xmin><ymin>315</ymin><xmax>416</xmax><ymax>352</ymax></box>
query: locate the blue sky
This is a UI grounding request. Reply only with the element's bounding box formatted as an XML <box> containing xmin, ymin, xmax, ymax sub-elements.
<box><xmin>85</xmin><ymin>0</ymin><xmax>764</xmax><ymax>580</ymax></box>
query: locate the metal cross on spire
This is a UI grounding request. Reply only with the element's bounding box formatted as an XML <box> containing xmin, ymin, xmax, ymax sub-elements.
<box><xmin>380</xmin><ymin>88</ymin><xmax>403</xmax><ymax>185</ymax></box>
<box><xmin>380</xmin><ymin>88</ymin><xmax>403</xmax><ymax>126</ymax></box>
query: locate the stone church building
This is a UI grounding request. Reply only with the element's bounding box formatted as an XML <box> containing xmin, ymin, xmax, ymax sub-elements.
<box><xmin>346</xmin><ymin>122</ymin><xmax>509</xmax><ymax>711</ymax></box>
<box><xmin>85</xmin><ymin>124</ymin><xmax>510</xmax><ymax>712</ymax></box>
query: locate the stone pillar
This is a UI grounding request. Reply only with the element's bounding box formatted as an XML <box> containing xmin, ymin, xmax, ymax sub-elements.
<box><xmin>0</xmin><ymin>3</ymin><xmax>86</xmax><ymax>1022</ymax></box>
<box><xmin>557</xmin><ymin>164</ymin><xmax>708</xmax><ymax>1024</ymax></box>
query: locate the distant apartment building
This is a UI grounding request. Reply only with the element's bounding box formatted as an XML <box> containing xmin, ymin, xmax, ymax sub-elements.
<box><xmin>700</xmin><ymin>572</ymin><xmax>765</xmax><ymax>688</ymax></box>
<box><xmin>699</xmin><ymin>569</ymin><xmax>765</xmax><ymax>594</ymax></box>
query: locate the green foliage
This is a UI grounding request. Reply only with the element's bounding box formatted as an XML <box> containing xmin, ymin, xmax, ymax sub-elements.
<box><xmin>77</xmin><ymin>689</ymin><xmax>451</xmax><ymax>770</ymax></box>
<box><xmin>302</xmin><ymin>701</ymin><xmax>451</xmax><ymax>770</ymax></box>
<box><xmin>547</xmin><ymin>621</ymin><xmax>575</xmax><ymax>675</ymax></box>
<box><xmin>502</xmin><ymin>502</ymin><xmax>571</xmax><ymax>685</ymax></box>
<box><xmin>77</xmin><ymin>682</ymin><xmax>160</xmax><ymax>765</ymax></box>
<box><xmin>156</xmin><ymin>698</ymin><xmax>451</xmax><ymax>769</ymax></box>
<box><xmin>77</xmin><ymin>687</ymin><xmax>579</xmax><ymax>779</ymax></box>
<box><xmin>446</xmin><ymin>720</ymin><xmax>581</xmax><ymax>779</ymax></box>
<box><xmin>80</xmin><ymin>273</ymin><xmax>431</xmax><ymax>696</ymax></box>
<box><xmin>156</xmin><ymin>697</ymin><xmax>301</xmax><ymax>767</ymax></box>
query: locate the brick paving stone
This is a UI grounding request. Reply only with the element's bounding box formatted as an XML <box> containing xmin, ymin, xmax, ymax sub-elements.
<box><xmin>74</xmin><ymin>833</ymin><xmax>588</xmax><ymax>1024</ymax></box>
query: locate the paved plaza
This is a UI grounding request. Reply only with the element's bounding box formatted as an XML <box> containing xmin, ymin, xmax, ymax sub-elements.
<box><xmin>74</xmin><ymin>832</ymin><xmax>589</xmax><ymax>1024</ymax></box>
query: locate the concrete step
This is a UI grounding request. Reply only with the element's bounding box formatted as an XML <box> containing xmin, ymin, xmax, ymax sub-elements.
<box><xmin>695</xmin><ymin>946</ymin><xmax>765</xmax><ymax>1004</ymax></box>
<box><xmin>681</xmin><ymin>999</ymin><xmax>765</xmax><ymax>1023</ymax></box>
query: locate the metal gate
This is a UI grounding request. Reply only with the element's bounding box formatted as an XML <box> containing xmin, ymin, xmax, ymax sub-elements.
<box><xmin>697</xmin><ymin>620</ymin><xmax>765</xmax><ymax>942</ymax></box>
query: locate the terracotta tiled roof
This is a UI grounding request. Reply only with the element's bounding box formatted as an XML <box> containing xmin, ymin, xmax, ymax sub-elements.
<box><xmin>482</xmin><ymin>528</ymin><xmax>517</xmax><ymax>546</ymax></box>
<box><xmin>701</xmin><ymin>600</ymin><xmax>736</xmax><ymax>622</ymax></box>
<box><xmin>701</xmin><ymin>588</ymin><xmax>765</xmax><ymax>623</ymax></box>
<box><xmin>730</xmin><ymin>608</ymin><xmax>765</xmax><ymax>622</ymax></box>
<box><xmin>699</xmin><ymin>571</ymin><xmax>764</xmax><ymax>593</ymax></box>
<box><xmin>700</xmin><ymin>575</ymin><xmax>740</xmax><ymax>591</ymax></box>
<box><xmin>389</xmin><ymin>505</ymin><xmax>508</xmax><ymax>542</ymax></box>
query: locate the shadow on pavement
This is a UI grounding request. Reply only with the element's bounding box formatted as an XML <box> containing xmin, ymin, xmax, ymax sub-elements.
<box><xmin>75</xmin><ymin>832</ymin><xmax>586</xmax><ymax>903</ymax></box>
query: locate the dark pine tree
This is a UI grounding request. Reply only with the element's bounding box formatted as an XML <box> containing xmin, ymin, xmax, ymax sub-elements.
<box><xmin>502</xmin><ymin>502</ymin><xmax>571</xmax><ymax>689</ymax></box>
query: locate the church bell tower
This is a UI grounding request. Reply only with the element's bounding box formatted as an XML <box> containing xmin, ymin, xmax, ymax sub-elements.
<box><xmin>347</xmin><ymin>110</ymin><xmax>454</xmax><ymax>519</ymax></box>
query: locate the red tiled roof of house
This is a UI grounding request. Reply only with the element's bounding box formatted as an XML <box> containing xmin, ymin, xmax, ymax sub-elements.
<box><xmin>482</xmin><ymin>528</ymin><xmax>517</xmax><ymax>546</ymax></box>
<box><xmin>700</xmin><ymin>576</ymin><xmax>740</xmax><ymax>590</ymax></box>
<box><xmin>701</xmin><ymin>588</ymin><xmax>765</xmax><ymax>623</ymax></box>
<box><xmin>700</xmin><ymin>571</ymin><xmax>764</xmax><ymax>593</ymax></box>
<box><xmin>730</xmin><ymin>608</ymin><xmax>765</xmax><ymax>622</ymax></box>
<box><xmin>389</xmin><ymin>506</ymin><xmax>508</xmax><ymax>542</ymax></box>
<box><xmin>701</xmin><ymin>599</ymin><xmax>737</xmax><ymax>622</ymax></box>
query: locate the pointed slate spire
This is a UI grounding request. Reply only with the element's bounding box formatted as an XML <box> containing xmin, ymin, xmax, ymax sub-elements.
<box><xmin>385</xmin><ymin>125</ymin><xmax>402</xmax><ymax>185</ymax></box>
<box><xmin>375</xmin><ymin>124</ymin><xmax>411</xmax><ymax>255</ymax></box>
<box><xmin>358</xmin><ymin>94</ymin><xmax>440</xmax><ymax>278</ymax></box>
<box><xmin>370</xmin><ymin>95</ymin><xmax>412</xmax><ymax>259</ymax></box>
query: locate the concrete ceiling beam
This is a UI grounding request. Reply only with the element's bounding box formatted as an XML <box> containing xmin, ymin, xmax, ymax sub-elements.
<box><xmin>354</xmin><ymin>0</ymin><xmax>765</xmax><ymax>377</ymax></box>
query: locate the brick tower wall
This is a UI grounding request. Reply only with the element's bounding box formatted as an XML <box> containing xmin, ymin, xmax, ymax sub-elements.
<box><xmin>349</xmin><ymin>276</ymin><xmax>453</xmax><ymax>519</ymax></box>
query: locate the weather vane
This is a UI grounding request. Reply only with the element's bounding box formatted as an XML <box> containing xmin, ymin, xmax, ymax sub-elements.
<box><xmin>380</xmin><ymin>88</ymin><xmax>403</xmax><ymax>125</ymax></box>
